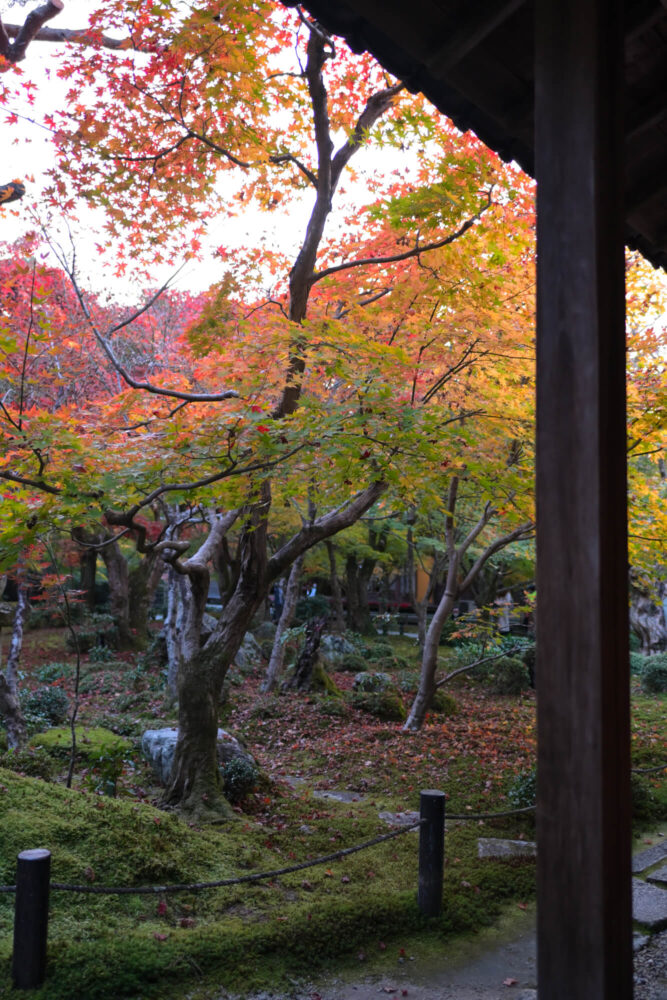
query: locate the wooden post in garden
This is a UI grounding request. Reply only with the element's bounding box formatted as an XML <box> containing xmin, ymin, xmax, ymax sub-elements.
<box><xmin>12</xmin><ymin>849</ymin><xmax>51</xmax><ymax>990</ymax></box>
<box><xmin>418</xmin><ymin>789</ymin><xmax>445</xmax><ymax>916</ymax></box>
<box><xmin>535</xmin><ymin>0</ymin><xmax>632</xmax><ymax>996</ymax></box>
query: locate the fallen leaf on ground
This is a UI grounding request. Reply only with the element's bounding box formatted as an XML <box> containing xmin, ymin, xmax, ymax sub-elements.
<box><xmin>503</xmin><ymin>977</ymin><xmax>518</xmax><ymax>986</ymax></box>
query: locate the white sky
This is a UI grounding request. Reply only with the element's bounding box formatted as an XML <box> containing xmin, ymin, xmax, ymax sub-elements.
<box><xmin>1</xmin><ymin>0</ymin><xmax>409</xmax><ymax>302</ymax></box>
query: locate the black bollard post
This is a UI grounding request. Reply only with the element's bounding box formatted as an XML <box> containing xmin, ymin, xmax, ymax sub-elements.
<box><xmin>418</xmin><ymin>789</ymin><xmax>445</xmax><ymax>917</ymax></box>
<box><xmin>12</xmin><ymin>849</ymin><xmax>51</xmax><ymax>990</ymax></box>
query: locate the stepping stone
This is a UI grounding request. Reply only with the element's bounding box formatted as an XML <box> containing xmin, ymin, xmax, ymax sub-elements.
<box><xmin>647</xmin><ymin>865</ymin><xmax>667</xmax><ymax>886</ymax></box>
<box><xmin>632</xmin><ymin>878</ymin><xmax>667</xmax><ymax>930</ymax></box>
<box><xmin>478</xmin><ymin>838</ymin><xmax>537</xmax><ymax>860</ymax></box>
<box><xmin>313</xmin><ymin>789</ymin><xmax>365</xmax><ymax>803</ymax></box>
<box><xmin>631</xmin><ymin>839</ymin><xmax>667</xmax><ymax>873</ymax></box>
<box><xmin>633</xmin><ymin>932</ymin><xmax>650</xmax><ymax>952</ymax></box>
<box><xmin>379</xmin><ymin>810</ymin><xmax>420</xmax><ymax>828</ymax></box>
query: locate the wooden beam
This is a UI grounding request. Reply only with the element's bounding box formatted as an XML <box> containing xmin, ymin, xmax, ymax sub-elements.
<box><xmin>535</xmin><ymin>0</ymin><xmax>631</xmax><ymax>998</ymax></box>
<box><xmin>424</xmin><ymin>0</ymin><xmax>527</xmax><ymax>75</ymax></box>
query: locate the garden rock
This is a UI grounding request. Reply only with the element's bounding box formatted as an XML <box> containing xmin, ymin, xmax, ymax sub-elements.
<box><xmin>142</xmin><ymin>727</ymin><xmax>255</xmax><ymax>785</ymax></box>
<box><xmin>234</xmin><ymin>632</ymin><xmax>264</xmax><ymax>670</ymax></box>
<box><xmin>632</xmin><ymin>879</ymin><xmax>667</xmax><ymax>930</ymax></box>
<box><xmin>478</xmin><ymin>838</ymin><xmax>537</xmax><ymax>860</ymax></box>
<box><xmin>319</xmin><ymin>634</ymin><xmax>359</xmax><ymax>668</ymax></box>
<box><xmin>353</xmin><ymin>671</ymin><xmax>394</xmax><ymax>692</ymax></box>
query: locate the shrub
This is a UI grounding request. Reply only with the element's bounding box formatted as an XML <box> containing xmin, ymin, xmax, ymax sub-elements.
<box><xmin>430</xmin><ymin>689</ymin><xmax>459</xmax><ymax>717</ymax></box>
<box><xmin>22</xmin><ymin>686</ymin><xmax>70</xmax><ymax>725</ymax></box>
<box><xmin>508</xmin><ymin>767</ymin><xmax>537</xmax><ymax>809</ymax></box>
<box><xmin>294</xmin><ymin>594</ymin><xmax>329</xmax><ymax>623</ymax></box>
<box><xmin>89</xmin><ymin>643</ymin><xmax>118</xmax><ymax>663</ymax></box>
<box><xmin>490</xmin><ymin>656</ymin><xmax>531</xmax><ymax>696</ymax></box>
<box><xmin>631</xmin><ymin>773</ymin><xmax>659</xmax><ymax>820</ymax></box>
<box><xmin>520</xmin><ymin>644</ymin><xmax>536</xmax><ymax>686</ymax></box>
<box><xmin>630</xmin><ymin>651</ymin><xmax>646</xmax><ymax>675</ymax></box>
<box><xmin>338</xmin><ymin>652</ymin><xmax>368</xmax><ymax>673</ymax></box>
<box><xmin>36</xmin><ymin>662</ymin><xmax>74</xmax><ymax>684</ymax></box>
<box><xmin>640</xmin><ymin>653</ymin><xmax>667</xmax><ymax>694</ymax></box>
<box><xmin>318</xmin><ymin>696</ymin><xmax>350</xmax><ymax>718</ymax></box>
<box><xmin>66</xmin><ymin>613</ymin><xmax>118</xmax><ymax>653</ymax></box>
<box><xmin>222</xmin><ymin>756</ymin><xmax>259</xmax><ymax>803</ymax></box>
<box><xmin>361</xmin><ymin>642</ymin><xmax>395</xmax><ymax>661</ymax></box>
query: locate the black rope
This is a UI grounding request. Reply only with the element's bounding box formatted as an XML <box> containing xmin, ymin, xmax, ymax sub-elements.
<box><xmin>632</xmin><ymin>763</ymin><xmax>667</xmax><ymax>775</ymax></box>
<box><xmin>0</xmin><ymin>820</ymin><xmax>424</xmax><ymax>897</ymax></box>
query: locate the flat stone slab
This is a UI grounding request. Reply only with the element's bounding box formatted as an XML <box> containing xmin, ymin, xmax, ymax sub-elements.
<box><xmin>313</xmin><ymin>789</ymin><xmax>365</xmax><ymax>803</ymax></box>
<box><xmin>632</xmin><ymin>838</ymin><xmax>667</xmax><ymax>873</ymax></box>
<box><xmin>379</xmin><ymin>810</ymin><xmax>420</xmax><ymax>828</ymax></box>
<box><xmin>632</xmin><ymin>878</ymin><xmax>667</xmax><ymax>930</ymax></box>
<box><xmin>647</xmin><ymin>865</ymin><xmax>667</xmax><ymax>886</ymax></box>
<box><xmin>478</xmin><ymin>838</ymin><xmax>537</xmax><ymax>860</ymax></box>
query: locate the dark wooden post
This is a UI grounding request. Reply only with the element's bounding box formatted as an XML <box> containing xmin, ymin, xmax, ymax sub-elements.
<box><xmin>535</xmin><ymin>1</ymin><xmax>631</xmax><ymax>998</ymax></box>
<box><xmin>12</xmin><ymin>849</ymin><xmax>51</xmax><ymax>990</ymax></box>
<box><xmin>417</xmin><ymin>789</ymin><xmax>445</xmax><ymax>916</ymax></box>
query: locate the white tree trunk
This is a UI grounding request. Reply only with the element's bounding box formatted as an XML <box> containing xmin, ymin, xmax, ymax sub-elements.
<box><xmin>261</xmin><ymin>554</ymin><xmax>304</xmax><ymax>693</ymax></box>
<box><xmin>0</xmin><ymin>585</ymin><xmax>27</xmax><ymax>748</ymax></box>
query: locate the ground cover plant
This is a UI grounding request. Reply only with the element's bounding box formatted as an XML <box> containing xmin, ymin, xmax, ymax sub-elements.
<box><xmin>0</xmin><ymin>625</ymin><xmax>665</xmax><ymax>999</ymax></box>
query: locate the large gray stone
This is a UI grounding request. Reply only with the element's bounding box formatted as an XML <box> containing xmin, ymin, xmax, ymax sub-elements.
<box><xmin>379</xmin><ymin>810</ymin><xmax>420</xmax><ymax>828</ymax></box>
<box><xmin>648</xmin><ymin>865</ymin><xmax>667</xmax><ymax>886</ymax></box>
<box><xmin>142</xmin><ymin>727</ymin><xmax>254</xmax><ymax>785</ymax></box>
<box><xmin>353</xmin><ymin>671</ymin><xmax>394</xmax><ymax>692</ymax></box>
<box><xmin>319</xmin><ymin>634</ymin><xmax>358</xmax><ymax>668</ymax></box>
<box><xmin>478</xmin><ymin>838</ymin><xmax>537</xmax><ymax>860</ymax></box>
<box><xmin>632</xmin><ymin>838</ymin><xmax>667</xmax><ymax>873</ymax></box>
<box><xmin>234</xmin><ymin>632</ymin><xmax>264</xmax><ymax>670</ymax></box>
<box><xmin>632</xmin><ymin>878</ymin><xmax>667</xmax><ymax>930</ymax></box>
<box><xmin>253</xmin><ymin>621</ymin><xmax>277</xmax><ymax>641</ymax></box>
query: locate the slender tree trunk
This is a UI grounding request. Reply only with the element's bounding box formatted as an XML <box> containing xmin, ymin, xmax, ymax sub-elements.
<box><xmin>326</xmin><ymin>541</ymin><xmax>346</xmax><ymax>632</ymax></box>
<box><xmin>0</xmin><ymin>585</ymin><xmax>27</xmax><ymax>749</ymax></box>
<box><xmin>262</xmin><ymin>554</ymin><xmax>303</xmax><ymax>693</ymax></box>
<box><xmin>404</xmin><ymin>561</ymin><xmax>458</xmax><ymax>731</ymax></box>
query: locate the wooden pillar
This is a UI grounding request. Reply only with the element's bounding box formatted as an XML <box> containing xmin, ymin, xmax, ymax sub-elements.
<box><xmin>535</xmin><ymin>1</ymin><xmax>631</xmax><ymax>998</ymax></box>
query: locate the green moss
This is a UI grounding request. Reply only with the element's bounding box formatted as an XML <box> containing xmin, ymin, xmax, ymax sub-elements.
<box><xmin>29</xmin><ymin>727</ymin><xmax>133</xmax><ymax>761</ymax></box>
<box><xmin>351</xmin><ymin>689</ymin><xmax>407</xmax><ymax>722</ymax></box>
<box><xmin>310</xmin><ymin>662</ymin><xmax>343</xmax><ymax>697</ymax></box>
<box><xmin>430</xmin><ymin>690</ymin><xmax>459</xmax><ymax>717</ymax></box>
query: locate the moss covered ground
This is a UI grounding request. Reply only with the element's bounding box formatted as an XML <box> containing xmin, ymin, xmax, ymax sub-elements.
<box><xmin>0</xmin><ymin>627</ymin><xmax>665</xmax><ymax>999</ymax></box>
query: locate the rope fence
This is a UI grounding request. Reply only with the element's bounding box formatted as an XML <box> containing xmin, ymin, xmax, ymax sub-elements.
<box><xmin>5</xmin><ymin>788</ymin><xmax>536</xmax><ymax>989</ymax></box>
<box><xmin>5</xmin><ymin>770</ymin><xmax>665</xmax><ymax>991</ymax></box>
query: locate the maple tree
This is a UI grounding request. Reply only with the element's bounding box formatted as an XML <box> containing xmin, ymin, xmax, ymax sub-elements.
<box><xmin>3</xmin><ymin>0</ymin><xmax>660</xmax><ymax>807</ymax></box>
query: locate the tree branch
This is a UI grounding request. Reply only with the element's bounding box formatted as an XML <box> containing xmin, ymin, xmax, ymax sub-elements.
<box><xmin>459</xmin><ymin>521</ymin><xmax>533</xmax><ymax>593</ymax></box>
<box><xmin>311</xmin><ymin>195</ymin><xmax>492</xmax><ymax>286</ymax></box>
<box><xmin>1</xmin><ymin>0</ymin><xmax>64</xmax><ymax>64</ymax></box>
<box><xmin>267</xmin><ymin>478</ymin><xmax>386</xmax><ymax>582</ymax></box>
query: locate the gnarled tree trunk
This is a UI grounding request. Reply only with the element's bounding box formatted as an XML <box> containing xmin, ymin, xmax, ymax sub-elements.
<box><xmin>326</xmin><ymin>541</ymin><xmax>346</xmax><ymax>633</ymax></box>
<box><xmin>630</xmin><ymin>581</ymin><xmax>667</xmax><ymax>655</ymax></box>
